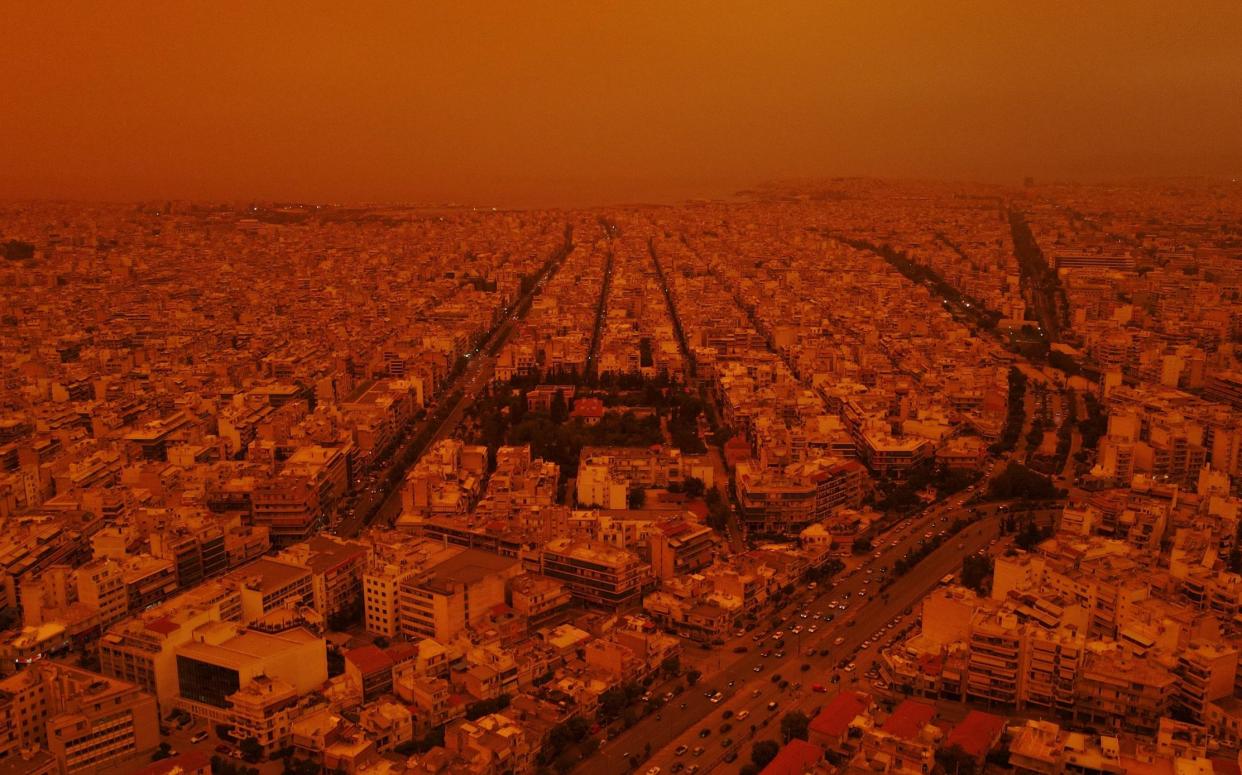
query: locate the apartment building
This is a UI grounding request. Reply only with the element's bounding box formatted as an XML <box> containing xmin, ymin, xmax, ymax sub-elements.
<box><xmin>226</xmin><ymin>675</ymin><xmax>299</xmax><ymax>757</ymax></box>
<box><xmin>0</xmin><ymin>661</ymin><xmax>159</xmax><ymax>774</ymax></box>
<box><xmin>251</xmin><ymin>473</ymin><xmax>322</xmax><ymax>547</ymax></box>
<box><xmin>648</xmin><ymin>518</ymin><xmax>718</xmax><ymax>580</ymax></box>
<box><xmin>397</xmin><ymin>549</ymin><xmax>521</xmax><ymax>642</ymax></box>
<box><xmin>538</xmin><ymin>538</ymin><xmax>652</xmax><ymax>610</ymax></box>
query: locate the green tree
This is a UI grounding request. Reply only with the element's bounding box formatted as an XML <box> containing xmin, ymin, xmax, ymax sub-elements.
<box><xmin>660</xmin><ymin>655</ymin><xmax>681</xmax><ymax>677</ymax></box>
<box><xmin>751</xmin><ymin>739</ymin><xmax>781</xmax><ymax>768</ymax></box>
<box><xmin>550</xmin><ymin>389</ymin><xmax>568</xmax><ymax>423</ymax></box>
<box><xmin>852</xmin><ymin>536</ymin><xmax>872</xmax><ymax>554</ymax></box>
<box><xmin>780</xmin><ymin>710</ymin><xmax>810</xmax><ymax>742</ymax></box>
<box><xmin>961</xmin><ymin>554</ymin><xmax>993</xmax><ymax>594</ymax></box>
<box><xmin>987</xmin><ymin>462</ymin><xmax>1058</xmax><ymax>501</ymax></box>
<box><xmin>597</xmin><ymin>687</ymin><xmax>628</xmax><ymax>721</ymax></box>
<box><xmin>627</xmin><ymin>488</ymin><xmax>647</xmax><ymax>509</ymax></box>
<box><xmin>685</xmin><ymin>669</ymin><xmax>702</xmax><ymax>686</ymax></box>
<box><xmin>239</xmin><ymin>737</ymin><xmax>264</xmax><ymax>763</ymax></box>
<box><xmin>936</xmin><ymin>744</ymin><xmax>978</xmax><ymax>775</ymax></box>
<box><xmin>683</xmin><ymin>476</ymin><xmax>706</xmax><ymax>498</ymax></box>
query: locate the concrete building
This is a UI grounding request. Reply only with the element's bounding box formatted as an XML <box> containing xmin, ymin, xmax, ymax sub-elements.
<box><xmin>397</xmin><ymin>549</ymin><xmax>521</xmax><ymax>642</ymax></box>
<box><xmin>174</xmin><ymin>623</ymin><xmax>326</xmax><ymax>721</ymax></box>
<box><xmin>0</xmin><ymin>661</ymin><xmax>159</xmax><ymax>774</ymax></box>
<box><xmin>538</xmin><ymin>538</ymin><xmax>651</xmax><ymax>610</ymax></box>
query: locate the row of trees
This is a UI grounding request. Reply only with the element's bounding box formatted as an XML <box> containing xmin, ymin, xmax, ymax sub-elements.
<box><xmin>985</xmin><ymin>462</ymin><xmax>1062</xmax><ymax>501</ymax></box>
<box><xmin>1008</xmin><ymin>210</ymin><xmax>1072</xmax><ymax>343</ymax></box>
<box><xmin>836</xmin><ymin>235</ymin><xmax>1004</xmax><ymax>332</ymax></box>
<box><xmin>990</xmin><ymin>367</ymin><xmax>1028</xmax><ymax>455</ymax></box>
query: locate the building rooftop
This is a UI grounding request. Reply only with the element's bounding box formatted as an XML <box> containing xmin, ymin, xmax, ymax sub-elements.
<box><xmin>809</xmin><ymin>690</ymin><xmax>870</xmax><ymax>739</ymax></box>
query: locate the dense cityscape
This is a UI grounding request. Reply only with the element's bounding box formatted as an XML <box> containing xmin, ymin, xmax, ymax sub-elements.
<box><xmin>0</xmin><ymin>177</ymin><xmax>1240</xmax><ymax>775</ymax></box>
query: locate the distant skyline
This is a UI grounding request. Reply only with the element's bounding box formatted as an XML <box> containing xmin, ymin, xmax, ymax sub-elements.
<box><xmin>2</xmin><ymin>3</ymin><xmax>1241</xmax><ymax>207</ymax></box>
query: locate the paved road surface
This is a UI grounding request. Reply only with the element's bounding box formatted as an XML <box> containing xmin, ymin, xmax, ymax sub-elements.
<box><xmin>593</xmin><ymin>489</ymin><xmax>1005</xmax><ymax>775</ymax></box>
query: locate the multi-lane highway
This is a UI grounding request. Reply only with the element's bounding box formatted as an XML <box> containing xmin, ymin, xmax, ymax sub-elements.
<box><xmin>593</xmin><ymin>480</ymin><xmax>1008</xmax><ymax>775</ymax></box>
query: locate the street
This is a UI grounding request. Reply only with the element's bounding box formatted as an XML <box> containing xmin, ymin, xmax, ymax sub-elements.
<box><xmin>594</xmin><ymin>486</ymin><xmax>1008</xmax><ymax>775</ymax></box>
<box><xmin>336</xmin><ymin>242</ymin><xmax>572</xmax><ymax>538</ymax></box>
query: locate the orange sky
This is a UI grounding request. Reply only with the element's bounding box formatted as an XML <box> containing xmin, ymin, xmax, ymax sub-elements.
<box><xmin>2</xmin><ymin>2</ymin><xmax>1240</xmax><ymax>206</ymax></box>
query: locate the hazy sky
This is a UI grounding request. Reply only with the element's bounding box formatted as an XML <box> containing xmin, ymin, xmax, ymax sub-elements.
<box><xmin>2</xmin><ymin>2</ymin><xmax>1240</xmax><ymax>206</ymax></box>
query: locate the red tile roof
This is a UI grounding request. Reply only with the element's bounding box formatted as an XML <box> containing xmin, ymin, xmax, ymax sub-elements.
<box><xmin>570</xmin><ymin>398</ymin><xmax>605</xmax><ymax>418</ymax></box>
<box><xmin>385</xmin><ymin>642</ymin><xmax>419</xmax><ymax>664</ymax></box>
<box><xmin>946</xmin><ymin>711</ymin><xmax>1006</xmax><ymax>759</ymax></box>
<box><xmin>761</xmin><ymin>738</ymin><xmax>824</xmax><ymax>775</ymax></box>
<box><xmin>881</xmin><ymin>699</ymin><xmax>936</xmax><ymax>740</ymax></box>
<box><xmin>344</xmin><ymin>644</ymin><xmax>394</xmax><ymax>675</ymax></box>
<box><xmin>144</xmin><ymin>618</ymin><xmax>180</xmax><ymax>634</ymax></box>
<box><xmin>809</xmin><ymin>691</ymin><xmax>870</xmax><ymax>739</ymax></box>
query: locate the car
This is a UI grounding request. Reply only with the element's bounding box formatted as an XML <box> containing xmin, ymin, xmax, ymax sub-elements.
<box><xmin>190</xmin><ymin>731</ymin><xmax>209</xmax><ymax>744</ymax></box>
<box><xmin>753</xmin><ymin>665</ymin><xmax>762</xmax><ymax>672</ymax></box>
<box><xmin>675</xmin><ymin>745</ymin><xmax>688</xmax><ymax>756</ymax></box>
<box><xmin>733</xmin><ymin>645</ymin><xmax>749</xmax><ymax>653</ymax></box>
<box><xmin>736</xmin><ymin>710</ymin><xmax>750</xmax><ymax>720</ymax></box>
<box><xmin>812</xmin><ymin>683</ymin><xmax>827</xmax><ymax>692</ymax></box>
<box><xmin>834</xmin><ymin>636</ymin><xmax>845</xmax><ymax>645</ymax></box>
<box><xmin>807</xmin><ymin>625</ymin><xmax>817</xmax><ymax>633</ymax></box>
<box><xmin>845</xmin><ymin>663</ymin><xmax>857</xmax><ymax>672</ymax></box>
<box><xmin>687</xmin><ymin>766</ymin><xmax>699</xmax><ymax>774</ymax></box>
<box><xmin>771</xmin><ymin>674</ymin><xmax>782</xmax><ymax>683</ymax></box>
<box><xmin>767</xmin><ymin>701</ymin><xmax>779</xmax><ymax>711</ymax></box>
<box><xmin>699</xmin><ymin>728</ymin><xmax>711</xmax><ymax>738</ymax></box>
<box><xmin>693</xmin><ymin>746</ymin><xmax>705</xmax><ymax>756</ymax></box>
<box><xmin>721</xmin><ymin>738</ymin><xmax>733</xmax><ymax>748</ymax></box>
<box><xmin>647</xmin><ymin>768</ymin><xmax>662</xmax><ymax>775</ymax></box>
<box><xmin>671</xmin><ymin>765</ymin><xmax>684</xmax><ymax>774</ymax></box>
<box><xmin>751</xmin><ymin>689</ymin><xmax>762</xmax><ymax>698</ymax></box>
<box><xmin>774</xmin><ymin>651</ymin><xmax>785</xmax><ymax>659</ymax></box>
<box><xmin>710</xmin><ymin>694</ymin><xmax>722</xmax><ymax>704</ymax></box>
<box><xmin>215</xmin><ymin>745</ymin><xmax>231</xmax><ymax>754</ymax></box>
<box><xmin>720</xmin><ymin>723</ymin><xmax>732</xmax><ymax>734</ymax></box>
<box><xmin>723</xmin><ymin>751</ymin><xmax>738</xmax><ymax>763</ymax></box>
